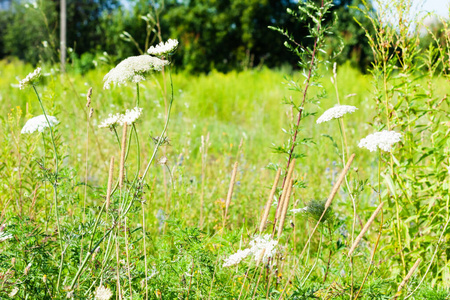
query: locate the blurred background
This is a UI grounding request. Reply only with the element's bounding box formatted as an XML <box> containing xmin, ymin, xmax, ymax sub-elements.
<box><xmin>0</xmin><ymin>0</ymin><xmax>448</xmax><ymax>74</ymax></box>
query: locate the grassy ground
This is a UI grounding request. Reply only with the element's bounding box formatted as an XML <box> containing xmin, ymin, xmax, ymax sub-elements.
<box><xmin>1</xmin><ymin>58</ymin><xmax>450</xmax><ymax>299</ymax></box>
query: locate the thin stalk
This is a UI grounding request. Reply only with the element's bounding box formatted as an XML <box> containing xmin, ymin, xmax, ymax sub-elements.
<box><xmin>142</xmin><ymin>199</ymin><xmax>149</xmax><ymax>300</ymax></box>
<box><xmin>337</xmin><ymin>119</ymin><xmax>356</xmax><ymax>298</ymax></box>
<box><xmin>354</xmin><ymin>150</ymin><xmax>384</xmax><ymax>300</ymax></box>
<box><xmin>32</xmin><ymin>85</ymin><xmax>63</xmax><ymax>290</ymax></box>
<box><xmin>301</xmin><ymin>232</ymin><xmax>323</xmax><ymax>286</ymax></box>
<box><xmin>70</xmin><ymin>225</ymin><xmax>115</xmax><ymax>289</ymax></box>
<box><xmin>142</xmin><ymin>65</ymin><xmax>174</xmax><ymax>181</ymax></box>
<box><xmin>278</xmin><ymin>153</ymin><xmax>355</xmax><ymax>300</ymax></box>
<box><xmin>136</xmin><ymin>83</ymin><xmax>140</xmax><ymax>107</ymax></box>
<box><xmin>132</xmin><ymin>124</ymin><xmax>141</xmax><ymax>174</ymax></box>
<box><xmin>281</xmin><ymin>0</ymin><xmax>325</xmax><ymax>189</ymax></box>
<box><xmin>124</xmin><ymin>217</ymin><xmax>133</xmax><ymax>299</ymax></box>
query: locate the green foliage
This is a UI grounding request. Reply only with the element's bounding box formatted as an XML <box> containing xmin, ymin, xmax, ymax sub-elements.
<box><xmin>0</xmin><ymin>0</ymin><xmax>378</xmax><ymax>73</ymax></box>
<box><xmin>3</xmin><ymin>0</ymin><xmax>450</xmax><ymax>297</ymax></box>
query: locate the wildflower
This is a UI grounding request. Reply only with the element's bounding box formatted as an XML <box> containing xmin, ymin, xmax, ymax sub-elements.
<box><xmin>119</xmin><ymin>107</ymin><xmax>143</xmax><ymax>125</ymax></box>
<box><xmin>223</xmin><ymin>234</ymin><xmax>278</xmax><ymax>267</ymax></box>
<box><xmin>316</xmin><ymin>105</ymin><xmax>358</xmax><ymax>124</ymax></box>
<box><xmin>223</xmin><ymin>249</ymin><xmax>251</xmax><ymax>267</ymax></box>
<box><xmin>147</xmin><ymin>39</ymin><xmax>179</xmax><ymax>56</ymax></box>
<box><xmin>19</xmin><ymin>67</ymin><xmax>41</xmax><ymax>89</ymax></box>
<box><xmin>157</xmin><ymin>156</ymin><xmax>168</xmax><ymax>166</ymax></box>
<box><xmin>98</xmin><ymin>113</ymin><xmax>122</xmax><ymax>128</ymax></box>
<box><xmin>94</xmin><ymin>285</ymin><xmax>113</xmax><ymax>300</ymax></box>
<box><xmin>103</xmin><ymin>55</ymin><xmax>169</xmax><ymax>89</ymax></box>
<box><xmin>248</xmin><ymin>234</ymin><xmax>278</xmax><ymax>263</ymax></box>
<box><xmin>9</xmin><ymin>287</ymin><xmax>19</xmax><ymax>297</ymax></box>
<box><xmin>291</xmin><ymin>207</ymin><xmax>308</xmax><ymax>214</ymax></box>
<box><xmin>358</xmin><ymin>130</ymin><xmax>402</xmax><ymax>152</ymax></box>
<box><xmin>21</xmin><ymin>115</ymin><xmax>59</xmax><ymax>134</ymax></box>
<box><xmin>98</xmin><ymin>107</ymin><xmax>143</xmax><ymax>128</ymax></box>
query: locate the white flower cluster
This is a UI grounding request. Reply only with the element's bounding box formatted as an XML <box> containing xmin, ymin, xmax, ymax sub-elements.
<box><xmin>121</xmin><ymin>107</ymin><xmax>143</xmax><ymax>125</ymax></box>
<box><xmin>248</xmin><ymin>234</ymin><xmax>278</xmax><ymax>263</ymax></box>
<box><xmin>291</xmin><ymin>207</ymin><xmax>308</xmax><ymax>214</ymax></box>
<box><xmin>94</xmin><ymin>285</ymin><xmax>113</xmax><ymax>300</ymax></box>
<box><xmin>316</xmin><ymin>105</ymin><xmax>358</xmax><ymax>124</ymax></box>
<box><xmin>98</xmin><ymin>107</ymin><xmax>143</xmax><ymax>128</ymax></box>
<box><xmin>21</xmin><ymin>115</ymin><xmax>59</xmax><ymax>134</ymax></box>
<box><xmin>223</xmin><ymin>234</ymin><xmax>278</xmax><ymax>267</ymax></box>
<box><xmin>9</xmin><ymin>287</ymin><xmax>19</xmax><ymax>297</ymax></box>
<box><xmin>19</xmin><ymin>67</ymin><xmax>41</xmax><ymax>89</ymax></box>
<box><xmin>147</xmin><ymin>39</ymin><xmax>179</xmax><ymax>56</ymax></box>
<box><xmin>358</xmin><ymin>130</ymin><xmax>402</xmax><ymax>152</ymax></box>
<box><xmin>0</xmin><ymin>232</ymin><xmax>12</xmax><ymax>242</ymax></box>
<box><xmin>103</xmin><ymin>55</ymin><xmax>169</xmax><ymax>89</ymax></box>
<box><xmin>222</xmin><ymin>249</ymin><xmax>251</xmax><ymax>267</ymax></box>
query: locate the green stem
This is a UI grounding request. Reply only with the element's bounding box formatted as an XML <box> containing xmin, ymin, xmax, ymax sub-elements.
<box><xmin>70</xmin><ymin>225</ymin><xmax>115</xmax><ymax>290</ymax></box>
<box><xmin>133</xmin><ymin>123</ymin><xmax>141</xmax><ymax>175</ymax></box>
<box><xmin>142</xmin><ymin>65</ymin><xmax>174</xmax><ymax>181</ymax></box>
<box><xmin>136</xmin><ymin>83</ymin><xmax>140</xmax><ymax>107</ymax></box>
<box><xmin>32</xmin><ymin>85</ymin><xmax>63</xmax><ymax>290</ymax></box>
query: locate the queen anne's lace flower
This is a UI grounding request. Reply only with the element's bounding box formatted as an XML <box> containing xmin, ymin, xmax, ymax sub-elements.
<box><xmin>98</xmin><ymin>107</ymin><xmax>143</xmax><ymax>128</ymax></box>
<box><xmin>94</xmin><ymin>285</ymin><xmax>113</xmax><ymax>300</ymax></box>
<box><xmin>222</xmin><ymin>248</ymin><xmax>251</xmax><ymax>267</ymax></box>
<box><xmin>223</xmin><ymin>234</ymin><xmax>278</xmax><ymax>267</ymax></box>
<box><xmin>103</xmin><ymin>55</ymin><xmax>169</xmax><ymax>89</ymax></box>
<box><xmin>316</xmin><ymin>105</ymin><xmax>358</xmax><ymax>124</ymax></box>
<box><xmin>147</xmin><ymin>39</ymin><xmax>179</xmax><ymax>56</ymax></box>
<box><xmin>19</xmin><ymin>67</ymin><xmax>41</xmax><ymax>89</ymax></box>
<box><xmin>21</xmin><ymin>115</ymin><xmax>59</xmax><ymax>134</ymax></box>
<box><xmin>98</xmin><ymin>113</ymin><xmax>122</xmax><ymax>128</ymax></box>
<box><xmin>358</xmin><ymin>130</ymin><xmax>402</xmax><ymax>152</ymax></box>
<box><xmin>291</xmin><ymin>207</ymin><xmax>308</xmax><ymax>214</ymax></box>
<box><xmin>248</xmin><ymin>234</ymin><xmax>278</xmax><ymax>263</ymax></box>
<box><xmin>120</xmin><ymin>107</ymin><xmax>143</xmax><ymax>125</ymax></box>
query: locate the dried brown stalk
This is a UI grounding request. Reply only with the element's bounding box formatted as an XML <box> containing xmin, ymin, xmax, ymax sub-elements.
<box><xmin>348</xmin><ymin>201</ymin><xmax>384</xmax><ymax>257</ymax></box>
<box><xmin>278</xmin><ymin>153</ymin><xmax>356</xmax><ymax>300</ymax></box>
<box><xmin>259</xmin><ymin>168</ymin><xmax>281</xmax><ymax>233</ymax></box>
<box><xmin>325</xmin><ymin>153</ymin><xmax>355</xmax><ymax>209</ymax></box>
<box><xmin>277</xmin><ymin>178</ymin><xmax>294</xmax><ymax>237</ymax></box>
<box><xmin>275</xmin><ymin>159</ymin><xmax>296</xmax><ymax>223</ymax></box>
<box><xmin>393</xmin><ymin>258</ymin><xmax>422</xmax><ymax>300</ymax></box>
<box><xmin>223</xmin><ymin>162</ymin><xmax>239</xmax><ymax>227</ymax></box>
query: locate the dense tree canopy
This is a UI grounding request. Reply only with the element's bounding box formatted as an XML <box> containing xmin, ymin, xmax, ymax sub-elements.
<box><xmin>0</xmin><ymin>0</ymin><xmax>377</xmax><ymax>72</ymax></box>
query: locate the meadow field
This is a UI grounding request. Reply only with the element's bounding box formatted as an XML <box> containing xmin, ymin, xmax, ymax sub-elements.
<box><xmin>2</xmin><ymin>0</ymin><xmax>450</xmax><ymax>299</ymax></box>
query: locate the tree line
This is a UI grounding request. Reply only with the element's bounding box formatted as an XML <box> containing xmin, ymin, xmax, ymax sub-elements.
<box><xmin>0</xmin><ymin>0</ymin><xmax>443</xmax><ymax>73</ymax></box>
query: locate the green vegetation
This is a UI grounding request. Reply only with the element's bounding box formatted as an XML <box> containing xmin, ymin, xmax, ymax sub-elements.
<box><xmin>1</xmin><ymin>0</ymin><xmax>450</xmax><ymax>299</ymax></box>
<box><xmin>0</xmin><ymin>0</ymin><xmax>375</xmax><ymax>73</ymax></box>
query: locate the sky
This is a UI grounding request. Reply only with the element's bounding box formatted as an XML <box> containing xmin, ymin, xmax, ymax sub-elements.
<box><xmin>422</xmin><ymin>0</ymin><xmax>450</xmax><ymax>17</ymax></box>
<box><xmin>402</xmin><ymin>0</ymin><xmax>449</xmax><ymax>18</ymax></box>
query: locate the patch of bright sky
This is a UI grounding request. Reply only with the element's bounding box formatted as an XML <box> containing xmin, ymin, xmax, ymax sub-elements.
<box><xmin>415</xmin><ymin>0</ymin><xmax>450</xmax><ymax>18</ymax></box>
<box><xmin>373</xmin><ymin>0</ymin><xmax>449</xmax><ymax>19</ymax></box>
